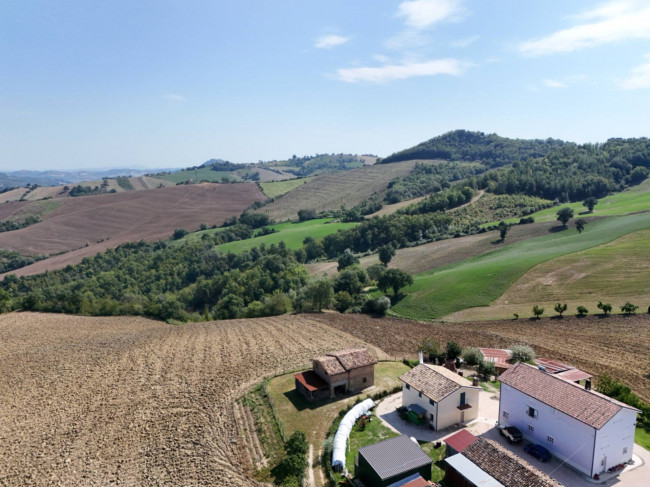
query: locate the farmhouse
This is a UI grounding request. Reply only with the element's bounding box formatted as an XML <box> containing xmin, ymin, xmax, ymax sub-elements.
<box><xmin>498</xmin><ymin>362</ymin><xmax>639</xmax><ymax>479</ymax></box>
<box><xmin>444</xmin><ymin>437</ymin><xmax>562</xmax><ymax>487</ymax></box>
<box><xmin>294</xmin><ymin>348</ymin><xmax>376</xmax><ymax>402</ymax></box>
<box><xmin>355</xmin><ymin>435</ymin><xmax>432</xmax><ymax>487</ymax></box>
<box><xmin>478</xmin><ymin>348</ymin><xmax>512</xmax><ymax>374</ymax></box>
<box><xmin>399</xmin><ymin>364</ymin><xmax>481</xmax><ymax>430</ymax></box>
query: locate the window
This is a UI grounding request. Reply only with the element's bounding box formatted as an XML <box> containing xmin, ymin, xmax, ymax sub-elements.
<box><xmin>362</xmin><ymin>377</ymin><xmax>367</xmax><ymax>383</ymax></box>
<box><xmin>502</xmin><ymin>411</ymin><xmax>509</xmax><ymax>419</ymax></box>
<box><xmin>419</xmin><ymin>391</ymin><xmax>422</xmax><ymax>398</ymax></box>
<box><xmin>429</xmin><ymin>399</ymin><xmax>435</xmax><ymax>406</ymax></box>
<box><xmin>527</xmin><ymin>406</ymin><xmax>538</xmax><ymax>419</ymax></box>
<box><xmin>405</xmin><ymin>384</ymin><xmax>410</xmax><ymax>390</ymax></box>
<box><xmin>460</xmin><ymin>392</ymin><xmax>466</xmax><ymax>406</ymax></box>
<box><xmin>547</xmin><ymin>436</ymin><xmax>554</xmax><ymax>443</ymax></box>
<box><xmin>528</xmin><ymin>425</ymin><xmax>535</xmax><ymax>432</ymax></box>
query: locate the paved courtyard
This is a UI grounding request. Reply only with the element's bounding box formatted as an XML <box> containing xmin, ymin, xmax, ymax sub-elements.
<box><xmin>375</xmin><ymin>392</ymin><xmax>649</xmax><ymax>487</ymax></box>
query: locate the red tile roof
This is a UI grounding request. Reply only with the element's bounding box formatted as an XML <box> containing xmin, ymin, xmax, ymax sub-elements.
<box><xmin>444</xmin><ymin>430</ymin><xmax>477</xmax><ymax>453</ymax></box>
<box><xmin>479</xmin><ymin>348</ymin><xmax>512</xmax><ymax>365</ymax></box>
<box><xmin>535</xmin><ymin>358</ymin><xmax>571</xmax><ymax>374</ymax></box>
<box><xmin>400</xmin><ymin>364</ymin><xmax>479</xmax><ymax>402</ymax></box>
<box><xmin>500</xmin><ymin>362</ymin><xmax>636</xmax><ymax>429</ymax></box>
<box><xmin>556</xmin><ymin>368</ymin><xmax>592</xmax><ymax>382</ymax></box>
<box><xmin>294</xmin><ymin>370</ymin><xmax>328</xmax><ymax>392</ymax></box>
<box><xmin>314</xmin><ymin>355</ymin><xmax>346</xmax><ymax>375</ymax></box>
<box><xmin>313</xmin><ymin>348</ymin><xmax>377</xmax><ymax>376</ymax></box>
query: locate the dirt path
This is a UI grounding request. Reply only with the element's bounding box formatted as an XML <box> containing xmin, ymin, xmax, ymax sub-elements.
<box><xmin>306</xmin><ymin>444</ymin><xmax>316</xmax><ymax>487</ymax></box>
<box><xmin>0</xmin><ymin>312</ymin><xmax>380</xmax><ymax>486</ymax></box>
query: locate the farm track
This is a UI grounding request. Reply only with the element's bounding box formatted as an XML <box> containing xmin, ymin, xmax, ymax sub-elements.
<box><xmin>0</xmin><ymin>312</ymin><xmax>382</xmax><ymax>486</ymax></box>
<box><xmin>309</xmin><ymin>313</ymin><xmax>650</xmax><ymax>403</ymax></box>
<box><xmin>257</xmin><ymin>160</ymin><xmax>422</xmax><ymax>222</ymax></box>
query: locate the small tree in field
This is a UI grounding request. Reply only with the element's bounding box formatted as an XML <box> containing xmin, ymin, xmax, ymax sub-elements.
<box><xmin>583</xmin><ymin>197</ymin><xmax>598</xmax><ymax>213</ymax></box>
<box><xmin>554</xmin><ymin>303</ymin><xmax>568</xmax><ymax>317</ymax></box>
<box><xmin>532</xmin><ymin>305</ymin><xmax>544</xmax><ymax>319</ymax></box>
<box><xmin>556</xmin><ymin>207</ymin><xmax>574</xmax><ymax>227</ymax></box>
<box><xmin>575</xmin><ymin>219</ymin><xmax>587</xmax><ymax>233</ymax></box>
<box><xmin>337</xmin><ymin>249</ymin><xmax>359</xmax><ymax>271</ymax></box>
<box><xmin>498</xmin><ymin>221</ymin><xmax>509</xmax><ymax>242</ymax></box>
<box><xmin>577</xmin><ymin>305</ymin><xmax>589</xmax><ymax>317</ymax></box>
<box><xmin>477</xmin><ymin>360</ymin><xmax>496</xmax><ymax>380</ymax></box>
<box><xmin>377</xmin><ymin>268</ymin><xmax>413</xmax><ymax>296</ymax></box>
<box><xmin>462</xmin><ymin>348</ymin><xmax>483</xmax><ymax>366</ymax></box>
<box><xmin>597</xmin><ymin>301</ymin><xmax>612</xmax><ymax>316</ymax></box>
<box><xmin>378</xmin><ymin>245</ymin><xmax>396</xmax><ymax>266</ymax></box>
<box><xmin>620</xmin><ymin>302</ymin><xmax>639</xmax><ymax>315</ymax></box>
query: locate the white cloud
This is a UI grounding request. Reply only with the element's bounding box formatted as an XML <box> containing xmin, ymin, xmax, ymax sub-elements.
<box><xmin>620</xmin><ymin>54</ymin><xmax>650</xmax><ymax>89</ymax></box>
<box><xmin>163</xmin><ymin>94</ymin><xmax>187</xmax><ymax>101</ymax></box>
<box><xmin>519</xmin><ymin>1</ymin><xmax>650</xmax><ymax>56</ymax></box>
<box><xmin>543</xmin><ymin>79</ymin><xmax>567</xmax><ymax>89</ymax></box>
<box><xmin>315</xmin><ymin>35</ymin><xmax>350</xmax><ymax>49</ymax></box>
<box><xmin>396</xmin><ymin>0</ymin><xmax>465</xmax><ymax>29</ymax></box>
<box><xmin>450</xmin><ymin>35</ymin><xmax>479</xmax><ymax>48</ymax></box>
<box><xmin>336</xmin><ymin>58</ymin><xmax>466</xmax><ymax>83</ymax></box>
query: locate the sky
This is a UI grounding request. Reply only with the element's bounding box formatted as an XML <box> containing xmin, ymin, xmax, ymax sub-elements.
<box><xmin>1</xmin><ymin>0</ymin><xmax>650</xmax><ymax>171</ymax></box>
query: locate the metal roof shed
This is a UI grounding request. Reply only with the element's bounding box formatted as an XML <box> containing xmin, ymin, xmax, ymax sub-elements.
<box><xmin>356</xmin><ymin>435</ymin><xmax>432</xmax><ymax>487</ymax></box>
<box><xmin>445</xmin><ymin>454</ymin><xmax>504</xmax><ymax>487</ymax></box>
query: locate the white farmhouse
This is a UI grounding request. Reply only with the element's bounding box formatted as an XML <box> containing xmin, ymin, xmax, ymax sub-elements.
<box><xmin>499</xmin><ymin>362</ymin><xmax>639</xmax><ymax>480</ymax></box>
<box><xmin>400</xmin><ymin>364</ymin><xmax>481</xmax><ymax>430</ymax></box>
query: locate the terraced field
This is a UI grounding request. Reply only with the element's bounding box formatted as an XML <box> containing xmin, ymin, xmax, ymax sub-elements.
<box><xmin>257</xmin><ymin>160</ymin><xmax>421</xmax><ymax>222</ymax></box>
<box><xmin>0</xmin><ymin>312</ymin><xmax>382</xmax><ymax>486</ymax></box>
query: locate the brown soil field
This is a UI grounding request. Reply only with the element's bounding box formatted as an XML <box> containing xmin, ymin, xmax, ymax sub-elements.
<box><xmin>257</xmin><ymin>160</ymin><xmax>421</xmax><ymax>222</ymax></box>
<box><xmin>254</xmin><ymin>168</ymin><xmax>295</xmax><ymax>182</ymax></box>
<box><xmin>0</xmin><ymin>188</ymin><xmax>28</xmax><ymax>204</ymax></box>
<box><xmin>306</xmin><ymin>221</ymin><xmax>557</xmax><ymax>277</ymax></box>
<box><xmin>0</xmin><ymin>183</ymin><xmax>266</xmax><ymax>277</ymax></box>
<box><xmin>0</xmin><ymin>312</ymin><xmax>384</xmax><ymax>486</ymax></box>
<box><xmin>310</xmin><ymin>312</ymin><xmax>650</xmax><ymax>403</ymax></box>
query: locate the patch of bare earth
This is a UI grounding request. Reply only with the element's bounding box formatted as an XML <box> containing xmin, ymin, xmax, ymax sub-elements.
<box><xmin>0</xmin><ymin>183</ymin><xmax>266</xmax><ymax>278</ymax></box>
<box><xmin>309</xmin><ymin>313</ymin><xmax>650</xmax><ymax>403</ymax></box>
<box><xmin>0</xmin><ymin>312</ymin><xmax>381</xmax><ymax>486</ymax></box>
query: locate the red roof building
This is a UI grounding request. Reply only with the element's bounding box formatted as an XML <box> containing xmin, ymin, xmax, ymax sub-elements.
<box><xmin>444</xmin><ymin>430</ymin><xmax>478</xmax><ymax>456</ymax></box>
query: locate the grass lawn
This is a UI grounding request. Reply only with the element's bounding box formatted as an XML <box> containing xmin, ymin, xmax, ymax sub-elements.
<box><xmin>345</xmin><ymin>417</ymin><xmax>399</xmax><ymax>472</ymax></box>
<box><xmin>487</xmin><ymin>177</ymin><xmax>650</xmax><ymax>226</ymax></box>
<box><xmin>419</xmin><ymin>441</ymin><xmax>447</xmax><ymax>483</ymax></box>
<box><xmin>260</xmin><ymin>177</ymin><xmax>314</xmax><ymax>198</ymax></box>
<box><xmin>266</xmin><ymin>362</ymin><xmax>409</xmax><ymax>450</ymax></box>
<box><xmin>391</xmin><ymin>211</ymin><xmax>650</xmax><ymax>321</ymax></box>
<box><xmin>636</xmin><ymin>427</ymin><xmax>650</xmax><ymax>451</ymax></box>
<box><xmin>216</xmin><ymin>218</ymin><xmax>358</xmax><ymax>254</ymax></box>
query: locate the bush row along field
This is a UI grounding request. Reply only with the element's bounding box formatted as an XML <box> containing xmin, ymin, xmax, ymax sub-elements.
<box><xmin>216</xmin><ymin>218</ymin><xmax>358</xmax><ymax>254</ymax></box>
<box><xmin>0</xmin><ymin>312</ymin><xmax>383</xmax><ymax>486</ymax></box>
<box><xmin>489</xmin><ymin>177</ymin><xmax>650</xmax><ymax>226</ymax></box>
<box><xmin>390</xmin><ymin>211</ymin><xmax>650</xmax><ymax>320</ymax></box>
<box><xmin>259</xmin><ymin>177</ymin><xmax>314</xmax><ymax>198</ymax></box>
<box><xmin>310</xmin><ymin>313</ymin><xmax>650</xmax><ymax>403</ymax></box>
<box><xmin>446</xmin><ymin>227</ymin><xmax>650</xmax><ymax>321</ymax></box>
<box><xmin>257</xmin><ymin>160</ymin><xmax>421</xmax><ymax>222</ymax></box>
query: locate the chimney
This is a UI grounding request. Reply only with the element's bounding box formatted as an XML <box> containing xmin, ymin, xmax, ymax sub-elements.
<box><xmin>585</xmin><ymin>379</ymin><xmax>592</xmax><ymax>391</ymax></box>
<box><xmin>418</xmin><ymin>350</ymin><xmax>424</xmax><ymax>365</ymax></box>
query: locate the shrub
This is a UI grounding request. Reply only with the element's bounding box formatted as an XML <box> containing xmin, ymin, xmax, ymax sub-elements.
<box><xmin>577</xmin><ymin>305</ymin><xmax>589</xmax><ymax>316</ymax></box>
<box><xmin>172</xmin><ymin>228</ymin><xmax>188</xmax><ymax>240</ymax></box>
<box><xmin>446</xmin><ymin>341</ymin><xmax>462</xmax><ymax>360</ymax></box>
<box><xmin>532</xmin><ymin>305</ymin><xmax>544</xmax><ymax>318</ymax></box>
<box><xmin>477</xmin><ymin>360</ymin><xmax>496</xmax><ymax>380</ymax></box>
<box><xmin>511</xmin><ymin>344</ymin><xmax>536</xmax><ymax>363</ymax></box>
<box><xmin>334</xmin><ymin>291</ymin><xmax>354</xmax><ymax>313</ymax></box>
<box><xmin>462</xmin><ymin>347</ymin><xmax>483</xmax><ymax>366</ymax></box>
<box><xmin>418</xmin><ymin>338</ymin><xmax>440</xmax><ymax>362</ymax></box>
<box><xmin>597</xmin><ymin>301</ymin><xmax>612</xmax><ymax>316</ymax></box>
<box><xmin>620</xmin><ymin>302</ymin><xmax>639</xmax><ymax>315</ymax></box>
<box><xmin>361</xmin><ymin>296</ymin><xmax>391</xmax><ymax>316</ymax></box>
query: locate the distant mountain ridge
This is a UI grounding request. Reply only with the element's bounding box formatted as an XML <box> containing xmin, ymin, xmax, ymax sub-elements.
<box><xmin>0</xmin><ymin>168</ymin><xmax>178</xmax><ymax>188</ymax></box>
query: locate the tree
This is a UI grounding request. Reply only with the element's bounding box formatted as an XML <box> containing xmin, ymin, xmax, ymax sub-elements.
<box><xmin>334</xmin><ymin>291</ymin><xmax>353</xmax><ymax>313</ymax></box>
<box><xmin>575</xmin><ymin>218</ymin><xmax>586</xmax><ymax>233</ymax></box>
<box><xmin>462</xmin><ymin>348</ymin><xmax>483</xmax><ymax>366</ymax></box>
<box><xmin>333</xmin><ymin>269</ymin><xmax>363</xmax><ymax>295</ymax></box>
<box><xmin>378</xmin><ymin>245</ymin><xmax>396</xmax><ymax>266</ymax></box>
<box><xmin>297</xmin><ymin>208</ymin><xmax>317</xmax><ymax>222</ymax></box>
<box><xmin>446</xmin><ymin>341</ymin><xmax>462</xmax><ymax>360</ymax></box>
<box><xmin>577</xmin><ymin>305</ymin><xmax>589</xmax><ymax>317</ymax></box>
<box><xmin>620</xmin><ymin>302</ymin><xmax>639</xmax><ymax>315</ymax></box>
<box><xmin>285</xmin><ymin>431</ymin><xmax>308</xmax><ymax>456</ymax></box>
<box><xmin>366</xmin><ymin>263</ymin><xmax>386</xmax><ymax>282</ymax></box>
<box><xmin>497</xmin><ymin>221</ymin><xmax>509</xmax><ymax>241</ymax></box>
<box><xmin>377</xmin><ymin>268</ymin><xmax>413</xmax><ymax>296</ymax></box>
<box><xmin>532</xmin><ymin>305</ymin><xmax>544</xmax><ymax>319</ymax></box>
<box><xmin>302</xmin><ymin>278</ymin><xmax>333</xmax><ymax>312</ymax></box>
<box><xmin>172</xmin><ymin>228</ymin><xmax>188</xmax><ymax>240</ymax></box>
<box><xmin>583</xmin><ymin>197</ymin><xmax>598</xmax><ymax>213</ymax></box>
<box><xmin>553</xmin><ymin>303</ymin><xmax>568</xmax><ymax>317</ymax></box>
<box><xmin>361</xmin><ymin>296</ymin><xmax>391</xmax><ymax>316</ymax></box>
<box><xmin>556</xmin><ymin>207</ymin><xmax>574</xmax><ymax>227</ymax></box>
<box><xmin>597</xmin><ymin>301</ymin><xmax>612</xmax><ymax>316</ymax></box>
<box><xmin>477</xmin><ymin>360</ymin><xmax>496</xmax><ymax>380</ymax></box>
<box><xmin>418</xmin><ymin>338</ymin><xmax>440</xmax><ymax>362</ymax></box>
<box><xmin>511</xmin><ymin>344</ymin><xmax>536</xmax><ymax>363</ymax></box>
<box><xmin>337</xmin><ymin>249</ymin><xmax>359</xmax><ymax>271</ymax></box>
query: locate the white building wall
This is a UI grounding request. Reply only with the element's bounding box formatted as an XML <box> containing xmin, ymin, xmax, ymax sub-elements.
<box><xmin>437</xmin><ymin>387</ymin><xmax>480</xmax><ymax>429</ymax></box>
<box><xmin>499</xmin><ymin>383</ymin><xmax>596</xmax><ymax>476</ymax></box>
<box><xmin>592</xmin><ymin>408</ymin><xmax>637</xmax><ymax>475</ymax></box>
<box><xmin>402</xmin><ymin>383</ymin><xmax>437</xmax><ymax>428</ymax></box>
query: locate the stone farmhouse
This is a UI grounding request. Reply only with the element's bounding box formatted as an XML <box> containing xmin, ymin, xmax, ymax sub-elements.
<box><xmin>400</xmin><ymin>364</ymin><xmax>481</xmax><ymax>430</ymax></box>
<box><xmin>294</xmin><ymin>348</ymin><xmax>377</xmax><ymax>402</ymax></box>
<box><xmin>498</xmin><ymin>362</ymin><xmax>639</xmax><ymax>479</ymax></box>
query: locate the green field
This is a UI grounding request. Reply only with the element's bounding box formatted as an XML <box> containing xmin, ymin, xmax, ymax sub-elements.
<box><xmin>391</xmin><ymin>211</ymin><xmax>650</xmax><ymax>321</ymax></box>
<box><xmin>260</xmin><ymin>177</ymin><xmax>313</xmax><ymax>198</ymax></box>
<box><xmin>216</xmin><ymin>218</ymin><xmax>358</xmax><ymax>254</ymax></box>
<box><xmin>158</xmin><ymin>166</ymin><xmax>246</xmax><ymax>183</ymax></box>
<box><xmin>636</xmin><ymin>428</ymin><xmax>650</xmax><ymax>451</ymax></box>
<box><xmin>490</xmin><ymin>177</ymin><xmax>650</xmax><ymax>226</ymax></box>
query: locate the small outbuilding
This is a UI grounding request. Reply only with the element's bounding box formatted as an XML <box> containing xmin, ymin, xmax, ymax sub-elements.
<box><xmin>356</xmin><ymin>435</ymin><xmax>432</xmax><ymax>487</ymax></box>
<box><xmin>400</xmin><ymin>364</ymin><xmax>481</xmax><ymax>430</ymax></box>
<box><xmin>295</xmin><ymin>348</ymin><xmax>377</xmax><ymax>402</ymax></box>
<box><xmin>444</xmin><ymin>429</ymin><xmax>478</xmax><ymax>457</ymax></box>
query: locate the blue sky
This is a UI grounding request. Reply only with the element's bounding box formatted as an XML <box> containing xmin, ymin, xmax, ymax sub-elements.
<box><xmin>2</xmin><ymin>0</ymin><xmax>650</xmax><ymax>171</ymax></box>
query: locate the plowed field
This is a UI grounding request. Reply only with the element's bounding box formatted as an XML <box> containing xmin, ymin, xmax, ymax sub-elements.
<box><xmin>0</xmin><ymin>183</ymin><xmax>266</xmax><ymax>278</ymax></box>
<box><xmin>0</xmin><ymin>312</ymin><xmax>382</xmax><ymax>486</ymax></box>
<box><xmin>310</xmin><ymin>313</ymin><xmax>650</xmax><ymax>403</ymax></box>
